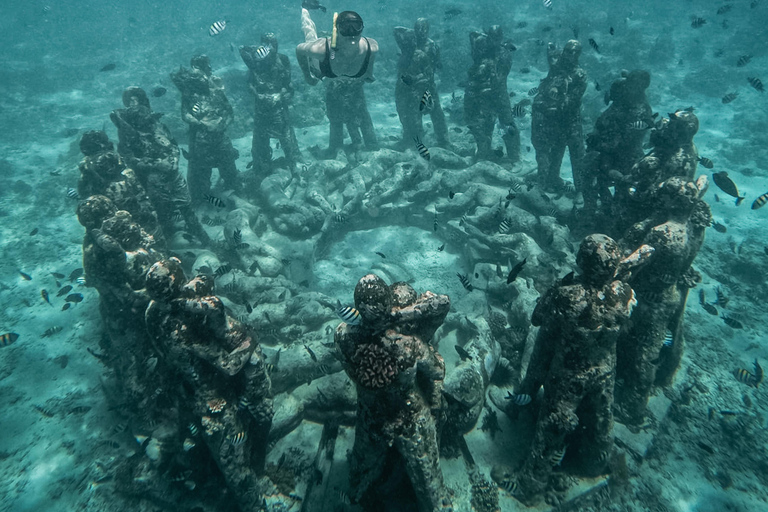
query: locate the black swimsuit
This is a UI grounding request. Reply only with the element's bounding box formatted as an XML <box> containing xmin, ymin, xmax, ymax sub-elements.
<box><xmin>319</xmin><ymin>37</ymin><xmax>371</xmax><ymax>79</ymax></box>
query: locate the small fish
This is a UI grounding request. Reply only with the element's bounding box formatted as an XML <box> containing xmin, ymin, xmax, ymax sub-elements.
<box><xmin>66</xmin><ymin>188</ymin><xmax>79</xmax><ymax>200</ymax></box>
<box><xmin>433</xmin><ymin>207</ymin><xmax>438</xmax><ymax>232</ymax></box>
<box><xmin>549</xmin><ymin>447</ymin><xmax>566</xmax><ymax>466</ymax></box>
<box><xmin>501</xmin><ymin>479</ymin><xmax>518</xmax><ymax>494</ymax></box>
<box><xmin>748</xmin><ymin>76</ymin><xmax>764</xmax><ymax>92</ymax></box>
<box><xmin>204</xmin><ymin>194</ymin><xmax>226</xmax><ymax>208</ymax></box>
<box><xmin>215</xmin><ymin>265</ymin><xmax>232</xmax><ymax>277</ymax></box>
<box><xmin>712</xmin><ymin>221</ymin><xmax>727</xmax><ymax>233</ymax></box>
<box><xmin>456</xmin><ymin>272</ymin><xmax>473</xmax><ymax>291</ymax></box>
<box><xmin>255</xmin><ymin>45</ymin><xmax>271</xmax><ymax>60</ymax></box>
<box><xmin>512</xmin><ymin>102</ymin><xmax>527</xmax><ymax>117</ymax></box>
<box><xmin>304</xmin><ymin>344</ymin><xmax>318</xmax><ymax>362</ymax></box>
<box><xmin>0</xmin><ymin>333</ymin><xmax>19</xmax><ymax>347</ymax></box>
<box><xmin>244</xmin><ymin>302</ymin><xmax>252</xmax><ymax>314</ymax></box>
<box><xmin>100</xmin><ymin>63</ymin><xmax>116</xmax><ymax>72</ymax></box>
<box><xmin>542</xmin><ymin>0</ymin><xmax>552</xmax><ymax>9</ymax></box>
<box><xmin>691</xmin><ymin>17</ymin><xmax>707</xmax><ymax>28</ymax></box>
<box><xmin>717</xmin><ymin>4</ymin><xmax>733</xmax><ymax>14</ymax></box>
<box><xmin>183</xmin><ymin>438</ymin><xmax>196</xmax><ymax>451</ymax></box>
<box><xmin>29</xmin><ymin>227</ymin><xmax>39</xmax><ymax>236</ymax></box>
<box><xmin>505</xmin><ymin>392</ymin><xmax>532</xmax><ymax>405</ymax></box>
<box><xmin>698</xmin><ymin>156</ymin><xmax>714</xmax><ymax>169</ymax></box>
<box><xmin>715</xmin><ymin>286</ymin><xmax>729</xmax><ymax>308</ymax></box>
<box><xmin>66</xmin><ymin>293</ymin><xmax>84</xmax><ymax>303</ymax></box>
<box><xmin>507</xmin><ymin>258</ymin><xmax>526</xmax><ymax>284</ymax></box>
<box><xmin>70</xmin><ymin>406</ymin><xmax>91</xmax><ymax>414</ymax></box>
<box><xmin>19</xmin><ymin>271</ymin><xmax>32</xmax><ymax>281</ymax></box>
<box><xmin>702</xmin><ymin>302</ymin><xmax>718</xmax><ymax>316</ymax></box>
<box><xmin>628</xmin><ymin>120</ymin><xmax>649</xmax><ymax>130</ymax></box>
<box><xmin>528</xmin><ymin>87</ymin><xmax>539</xmax><ymax>96</ymax></box>
<box><xmin>751</xmin><ymin>192</ymin><xmax>768</xmax><ymax>210</ymax></box>
<box><xmin>33</xmin><ymin>404</ymin><xmax>54</xmax><ymax>417</ymax></box>
<box><xmin>375</xmin><ymin>251</ymin><xmax>386</xmax><ymax>259</ymax></box>
<box><xmin>588</xmin><ymin>38</ymin><xmax>599</xmax><ymax>53</ymax></box>
<box><xmin>337</xmin><ymin>304</ymin><xmax>362</xmax><ymax>325</ymax></box>
<box><xmin>41</xmin><ymin>326</ymin><xmax>63</xmax><ymax>338</ymax></box>
<box><xmin>57</xmin><ymin>285</ymin><xmax>73</xmax><ymax>297</ymax></box>
<box><xmin>735</xmin><ymin>367</ymin><xmax>760</xmax><ymax>388</ymax></box>
<box><xmin>663</xmin><ymin>330</ymin><xmax>674</xmax><ymax>347</ymax></box>
<box><xmin>419</xmin><ymin>90</ymin><xmax>434</xmax><ymax>112</ymax></box>
<box><xmin>721</xmin><ymin>315</ymin><xmax>743</xmax><ymax>329</ymax></box>
<box><xmin>736</xmin><ymin>55</ymin><xmax>752</xmax><ymax>67</ymax></box>
<box><xmin>209</xmin><ymin>20</ymin><xmax>227</xmax><ymax>37</ymax></box>
<box><xmin>68</xmin><ymin>268</ymin><xmax>84</xmax><ymax>282</ymax></box>
<box><xmin>51</xmin><ymin>272</ymin><xmax>65</xmax><ymax>279</ymax></box>
<box><xmin>414</xmin><ymin>137</ymin><xmax>430</xmax><ymax>160</ymax></box>
<box><xmin>188</xmin><ymin>423</ymin><xmax>199</xmax><ymax>436</ymax></box>
<box><xmin>437</xmin><ymin>243</ymin><xmax>445</xmax><ymax>251</ymax></box>
<box><xmin>455</xmin><ymin>345</ymin><xmax>472</xmax><ymax>361</ymax></box>
<box><xmin>499</xmin><ymin>218</ymin><xmax>511</xmax><ymax>233</ymax></box>
<box><xmin>449</xmin><ymin>191</ymin><xmax>456</xmax><ymax>199</ymax></box>
<box><xmin>233</xmin><ymin>228</ymin><xmax>242</xmax><ymax>246</ymax></box>
<box><xmin>151</xmin><ymin>86</ymin><xmax>167</xmax><ymax>97</ymax></box>
<box><xmin>228</xmin><ymin>431</ymin><xmax>247</xmax><ymax>446</ymax></box>
<box><xmin>721</xmin><ymin>92</ymin><xmax>738</xmax><ymax>104</ymax></box>
<box><xmin>609</xmin><ymin>26</ymin><xmax>614</xmax><ymax>35</ymax></box>
<box><xmin>41</xmin><ymin>289</ymin><xmax>51</xmax><ymax>305</ymax></box>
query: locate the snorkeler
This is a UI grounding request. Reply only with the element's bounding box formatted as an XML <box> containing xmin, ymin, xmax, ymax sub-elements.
<box><xmin>296</xmin><ymin>9</ymin><xmax>379</xmax><ymax>156</ymax></box>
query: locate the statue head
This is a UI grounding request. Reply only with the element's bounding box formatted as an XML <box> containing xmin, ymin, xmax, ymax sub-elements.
<box><xmin>122</xmin><ymin>86</ymin><xmax>150</xmax><ymax>109</ymax></box>
<box><xmin>414</xmin><ymin>18</ymin><xmax>429</xmax><ymax>45</ymax></box>
<box><xmin>576</xmin><ymin>234</ymin><xmax>622</xmax><ymax>286</ymax></box>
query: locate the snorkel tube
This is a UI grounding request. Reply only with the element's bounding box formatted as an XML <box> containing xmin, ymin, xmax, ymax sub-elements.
<box><xmin>331</xmin><ymin>11</ymin><xmax>338</xmax><ymax>50</ymax></box>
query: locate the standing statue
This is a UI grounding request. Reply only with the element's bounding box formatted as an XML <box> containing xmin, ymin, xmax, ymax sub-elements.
<box><xmin>335</xmin><ymin>274</ymin><xmax>453</xmax><ymax>512</ymax></box>
<box><xmin>582</xmin><ymin>70</ymin><xmax>653</xmax><ymax>218</ymax></box>
<box><xmin>393</xmin><ymin>18</ymin><xmax>450</xmax><ymax>148</ymax></box>
<box><xmin>110</xmin><ymin>86</ymin><xmax>210</xmax><ymax>244</ymax></box>
<box><xmin>171</xmin><ymin>55</ymin><xmax>241</xmax><ymax>202</ymax></box>
<box><xmin>240</xmin><ymin>33</ymin><xmax>303</xmax><ymax>178</ymax></box>
<box><xmin>464</xmin><ymin>25</ymin><xmax>520</xmax><ymax>164</ymax></box>
<box><xmin>510</xmin><ymin>235</ymin><xmax>637</xmax><ymax>505</ymax></box>
<box><xmin>531</xmin><ymin>40</ymin><xmax>587</xmax><ymax>192</ymax></box>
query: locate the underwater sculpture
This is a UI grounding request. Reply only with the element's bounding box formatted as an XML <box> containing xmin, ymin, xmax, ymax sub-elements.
<box><xmin>510</xmin><ymin>234</ymin><xmax>637</xmax><ymax>505</ymax></box>
<box><xmin>144</xmin><ymin>258</ymin><xmax>276</xmax><ymax>511</ymax></box>
<box><xmin>171</xmin><ymin>54</ymin><xmax>241</xmax><ymax>202</ymax></box>
<box><xmin>582</xmin><ymin>69</ymin><xmax>654</xmax><ymax>219</ymax></box>
<box><xmin>464</xmin><ymin>25</ymin><xmax>520</xmax><ymax>164</ymax></box>
<box><xmin>532</xmin><ymin>40</ymin><xmax>587</xmax><ymax>193</ymax></box>
<box><xmin>393</xmin><ymin>17</ymin><xmax>450</xmax><ymax>148</ymax></box>
<box><xmin>615</xmin><ymin>176</ymin><xmax>711</xmax><ymax>427</ymax></box>
<box><xmin>335</xmin><ymin>274</ymin><xmax>453</xmax><ymax>512</ymax></box>
<box><xmin>240</xmin><ymin>33</ymin><xmax>303</xmax><ymax>178</ymax></box>
<box><xmin>109</xmin><ymin>86</ymin><xmax>210</xmax><ymax>245</ymax></box>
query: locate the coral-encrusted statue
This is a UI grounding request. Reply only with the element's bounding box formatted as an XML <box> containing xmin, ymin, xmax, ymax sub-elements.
<box><xmin>335</xmin><ymin>274</ymin><xmax>454</xmax><ymax>512</ymax></box>
<box><xmin>144</xmin><ymin>258</ymin><xmax>275</xmax><ymax>511</ymax></box>
<box><xmin>511</xmin><ymin>235</ymin><xmax>636</xmax><ymax>505</ymax></box>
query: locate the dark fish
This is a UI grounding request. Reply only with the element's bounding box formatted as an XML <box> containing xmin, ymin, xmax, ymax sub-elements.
<box><xmin>41</xmin><ymin>289</ymin><xmax>50</xmax><ymax>304</ymax></box>
<box><xmin>748</xmin><ymin>77</ymin><xmax>764</xmax><ymax>92</ymax></box>
<box><xmin>51</xmin><ymin>272</ymin><xmax>65</xmax><ymax>279</ymax></box>
<box><xmin>209</xmin><ymin>20</ymin><xmax>227</xmax><ymax>37</ymax></box>
<box><xmin>62</xmin><ymin>303</ymin><xmax>71</xmax><ymax>311</ymax></box>
<box><xmin>444</xmin><ymin>7</ymin><xmax>462</xmax><ymax>19</ymax></box>
<box><xmin>698</xmin><ymin>156</ymin><xmax>714</xmax><ymax>169</ymax></box>
<box><xmin>588</xmin><ymin>38</ymin><xmax>599</xmax><ymax>53</ymax></box>
<box><xmin>691</xmin><ymin>17</ymin><xmax>707</xmax><ymax>28</ymax></box>
<box><xmin>715</xmin><ymin>287</ymin><xmax>729</xmax><ymax>308</ymax></box>
<box><xmin>507</xmin><ymin>258</ymin><xmax>526</xmax><ymax>284</ymax></box>
<box><xmin>0</xmin><ymin>333</ymin><xmax>19</xmax><ymax>347</ymax></box>
<box><xmin>414</xmin><ymin>137</ymin><xmax>430</xmax><ymax>160</ymax></box>
<box><xmin>721</xmin><ymin>92</ymin><xmax>738</xmax><ymax>104</ymax></box>
<box><xmin>437</xmin><ymin>243</ymin><xmax>445</xmax><ymax>251</ymax></box>
<box><xmin>561</xmin><ymin>271</ymin><xmax>576</xmax><ymax>285</ymax></box>
<box><xmin>549</xmin><ymin>447</ymin><xmax>566</xmax><ymax>466</ymax></box>
<box><xmin>302</xmin><ymin>0</ymin><xmax>327</xmax><ymax>12</ymax></box>
<box><xmin>419</xmin><ymin>90</ymin><xmax>434</xmax><ymax>112</ymax></box>
<box><xmin>304</xmin><ymin>344</ymin><xmax>318</xmax><ymax>362</ymax></box>
<box><xmin>594</xmin><ymin>80</ymin><xmax>601</xmax><ymax>91</ymax></box>
<box><xmin>233</xmin><ymin>228</ymin><xmax>242</xmax><ymax>245</ymax></box>
<box><xmin>505</xmin><ymin>391</ymin><xmax>532</xmax><ymax>405</ymax></box>
<box><xmin>41</xmin><ymin>326</ymin><xmax>63</xmax><ymax>338</ymax></box>
<box><xmin>19</xmin><ymin>271</ymin><xmax>32</xmax><ymax>281</ymax></box>
<box><xmin>512</xmin><ymin>101</ymin><xmax>527</xmax><ymax>117</ymax></box>
<box><xmin>69</xmin><ymin>268</ymin><xmax>84</xmax><ymax>281</ymax></box>
<box><xmin>722</xmin><ymin>315</ymin><xmax>743</xmax><ymax>329</ymax></box>
<box><xmin>65</xmin><ymin>293</ymin><xmax>84</xmax><ymax>303</ymax></box>
<box><xmin>528</xmin><ymin>87</ymin><xmax>539</xmax><ymax>96</ymax></box>
<box><xmin>33</xmin><ymin>405</ymin><xmax>54</xmax><ymax>417</ymax></box>
<box><xmin>449</xmin><ymin>191</ymin><xmax>455</xmax><ymax>199</ymax></box>
<box><xmin>455</xmin><ymin>345</ymin><xmax>472</xmax><ymax>361</ymax></box>
<box><xmin>215</xmin><ymin>265</ymin><xmax>232</xmax><ymax>277</ymax></box>
<box><xmin>57</xmin><ymin>285</ymin><xmax>73</xmax><ymax>297</ymax></box>
<box><xmin>433</xmin><ymin>207</ymin><xmax>438</xmax><ymax>232</ymax></box>
<box><xmin>151</xmin><ymin>86</ymin><xmax>167</xmax><ymax>97</ymax></box>
<box><xmin>711</xmin><ymin>172</ymin><xmax>741</xmax><ymax>200</ymax></box>
<box><xmin>717</xmin><ymin>4</ymin><xmax>733</xmax><ymax>14</ymax></box>
<box><xmin>609</xmin><ymin>26</ymin><xmax>614</xmax><ymax>35</ymax></box>
<box><xmin>245</xmin><ymin>302</ymin><xmax>252</xmax><ymax>314</ymax></box>
<box><xmin>30</xmin><ymin>228</ymin><xmax>38</xmax><ymax>236</ymax></box>
<box><xmin>751</xmin><ymin>192</ymin><xmax>768</xmax><ymax>210</ymax></box>
<box><xmin>456</xmin><ymin>272</ymin><xmax>473</xmax><ymax>291</ymax></box>
<box><xmin>100</xmin><ymin>63</ymin><xmax>116</xmax><ymax>72</ymax></box>
<box><xmin>204</xmin><ymin>194</ymin><xmax>226</xmax><ymax>207</ymax></box>
<box><xmin>712</xmin><ymin>221</ymin><xmax>727</xmax><ymax>233</ymax></box>
<box><xmin>734</xmin><ymin>361</ymin><xmax>762</xmax><ymax>388</ymax></box>
<box><xmin>375</xmin><ymin>251</ymin><xmax>386</xmax><ymax>259</ymax></box>
<box><xmin>736</xmin><ymin>55</ymin><xmax>752</xmax><ymax>67</ymax></box>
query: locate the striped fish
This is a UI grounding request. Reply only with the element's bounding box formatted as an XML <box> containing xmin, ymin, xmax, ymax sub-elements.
<box><xmin>1</xmin><ymin>332</ymin><xmax>19</xmax><ymax>347</ymax></box>
<box><xmin>419</xmin><ymin>90</ymin><xmax>434</xmax><ymax>112</ymax></box>
<box><xmin>550</xmin><ymin>446</ymin><xmax>566</xmax><ymax>466</ymax></box>
<box><xmin>255</xmin><ymin>45</ymin><xmax>271</xmax><ymax>60</ymax></box>
<box><xmin>512</xmin><ymin>102</ymin><xmax>527</xmax><ymax>117</ymax></box>
<box><xmin>41</xmin><ymin>326</ymin><xmax>63</xmax><ymax>338</ymax></box>
<box><xmin>737</xmin><ymin>55</ymin><xmax>752</xmax><ymax>67</ymax></box>
<box><xmin>204</xmin><ymin>194</ymin><xmax>226</xmax><ymax>207</ymax></box>
<box><xmin>748</xmin><ymin>77</ymin><xmax>764</xmax><ymax>92</ymax></box>
<box><xmin>721</xmin><ymin>92</ymin><xmax>738</xmax><ymax>104</ymax></box>
<box><xmin>528</xmin><ymin>86</ymin><xmax>539</xmax><ymax>96</ymax></box>
<box><xmin>66</xmin><ymin>188</ymin><xmax>79</xmax><ymax>200</ymax></box>
<box><xmin>505</xmin><ymin>392</ymin><xmax>532</xmax><ymax>405</ymax></box>
<box><xmin>501</xmin><ymin>479</ymin><xmax>518</xmax><ymax>494</ymax></box>
<box><xmin>698</xmin><ymin>157</ymin><xmax>714</xmax><ymax>169</ymax></box>
<box><xmin>542</xmin><ymin>0</ymin><xmax>552</xmax><ymax>9</ymax></box>
<box><xmin>209</xmin><ymin>20</ymin><xmax>227</xmax><ymax>37</ymax></box>
<box><xmin>414</xmin><ymin>137</ymin><xmax>430</xmax><ymax>160</ymax></box>
<box><xmin>628</xmin><ymin>120</ymin><xmax>649</xmax><ymax>130</ymax></box>
<box><xmin>188</xmin><ymin>422</ymin><xmax>199</xmax><ymax>436</ymax></box>
<box><xmin>183</xmin><ymin>438</ymin><xmax>196</xmax><ymax>451</ymax></box>
<box><xmin>734</xmin><ymin>368</ymin><xmax>757</xmax><ymax>387</ymax></box>
<box><xmin>215</xmin><ymin>264</ymin><xmax>232</xmax><ymax>277</ymax></box>
<box><xmin>751</xmin><ymin>192</ymin><xmax>768</xmax><ymax>210</ymax></box>
<box><xmin>457</xmin><ymin>272</ymin><xmax>473</xmax><ymax>291</ymax></box>
<box><xmin>191</xmin><ymin>103</ymin><xmax>202</xmax><ymax>116</ymax></box>
<box><xmin>228</xmin><ymin>431</ymin><xmax>247</xmax><ymax>446</ymax></box>
<box><xmin>499</xmin><ymin>218</ymin><xmax>511</xmax><ymax>233</ymax></box>
<box><xmin>663</xmin><ymin>330</ymin><xmax>674</xmax><ymax>347</ymax></box>
<box><xmin>337</xmin><ymin>304</ymin><xmax>362</xmax><ymax>325</ymax></box>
